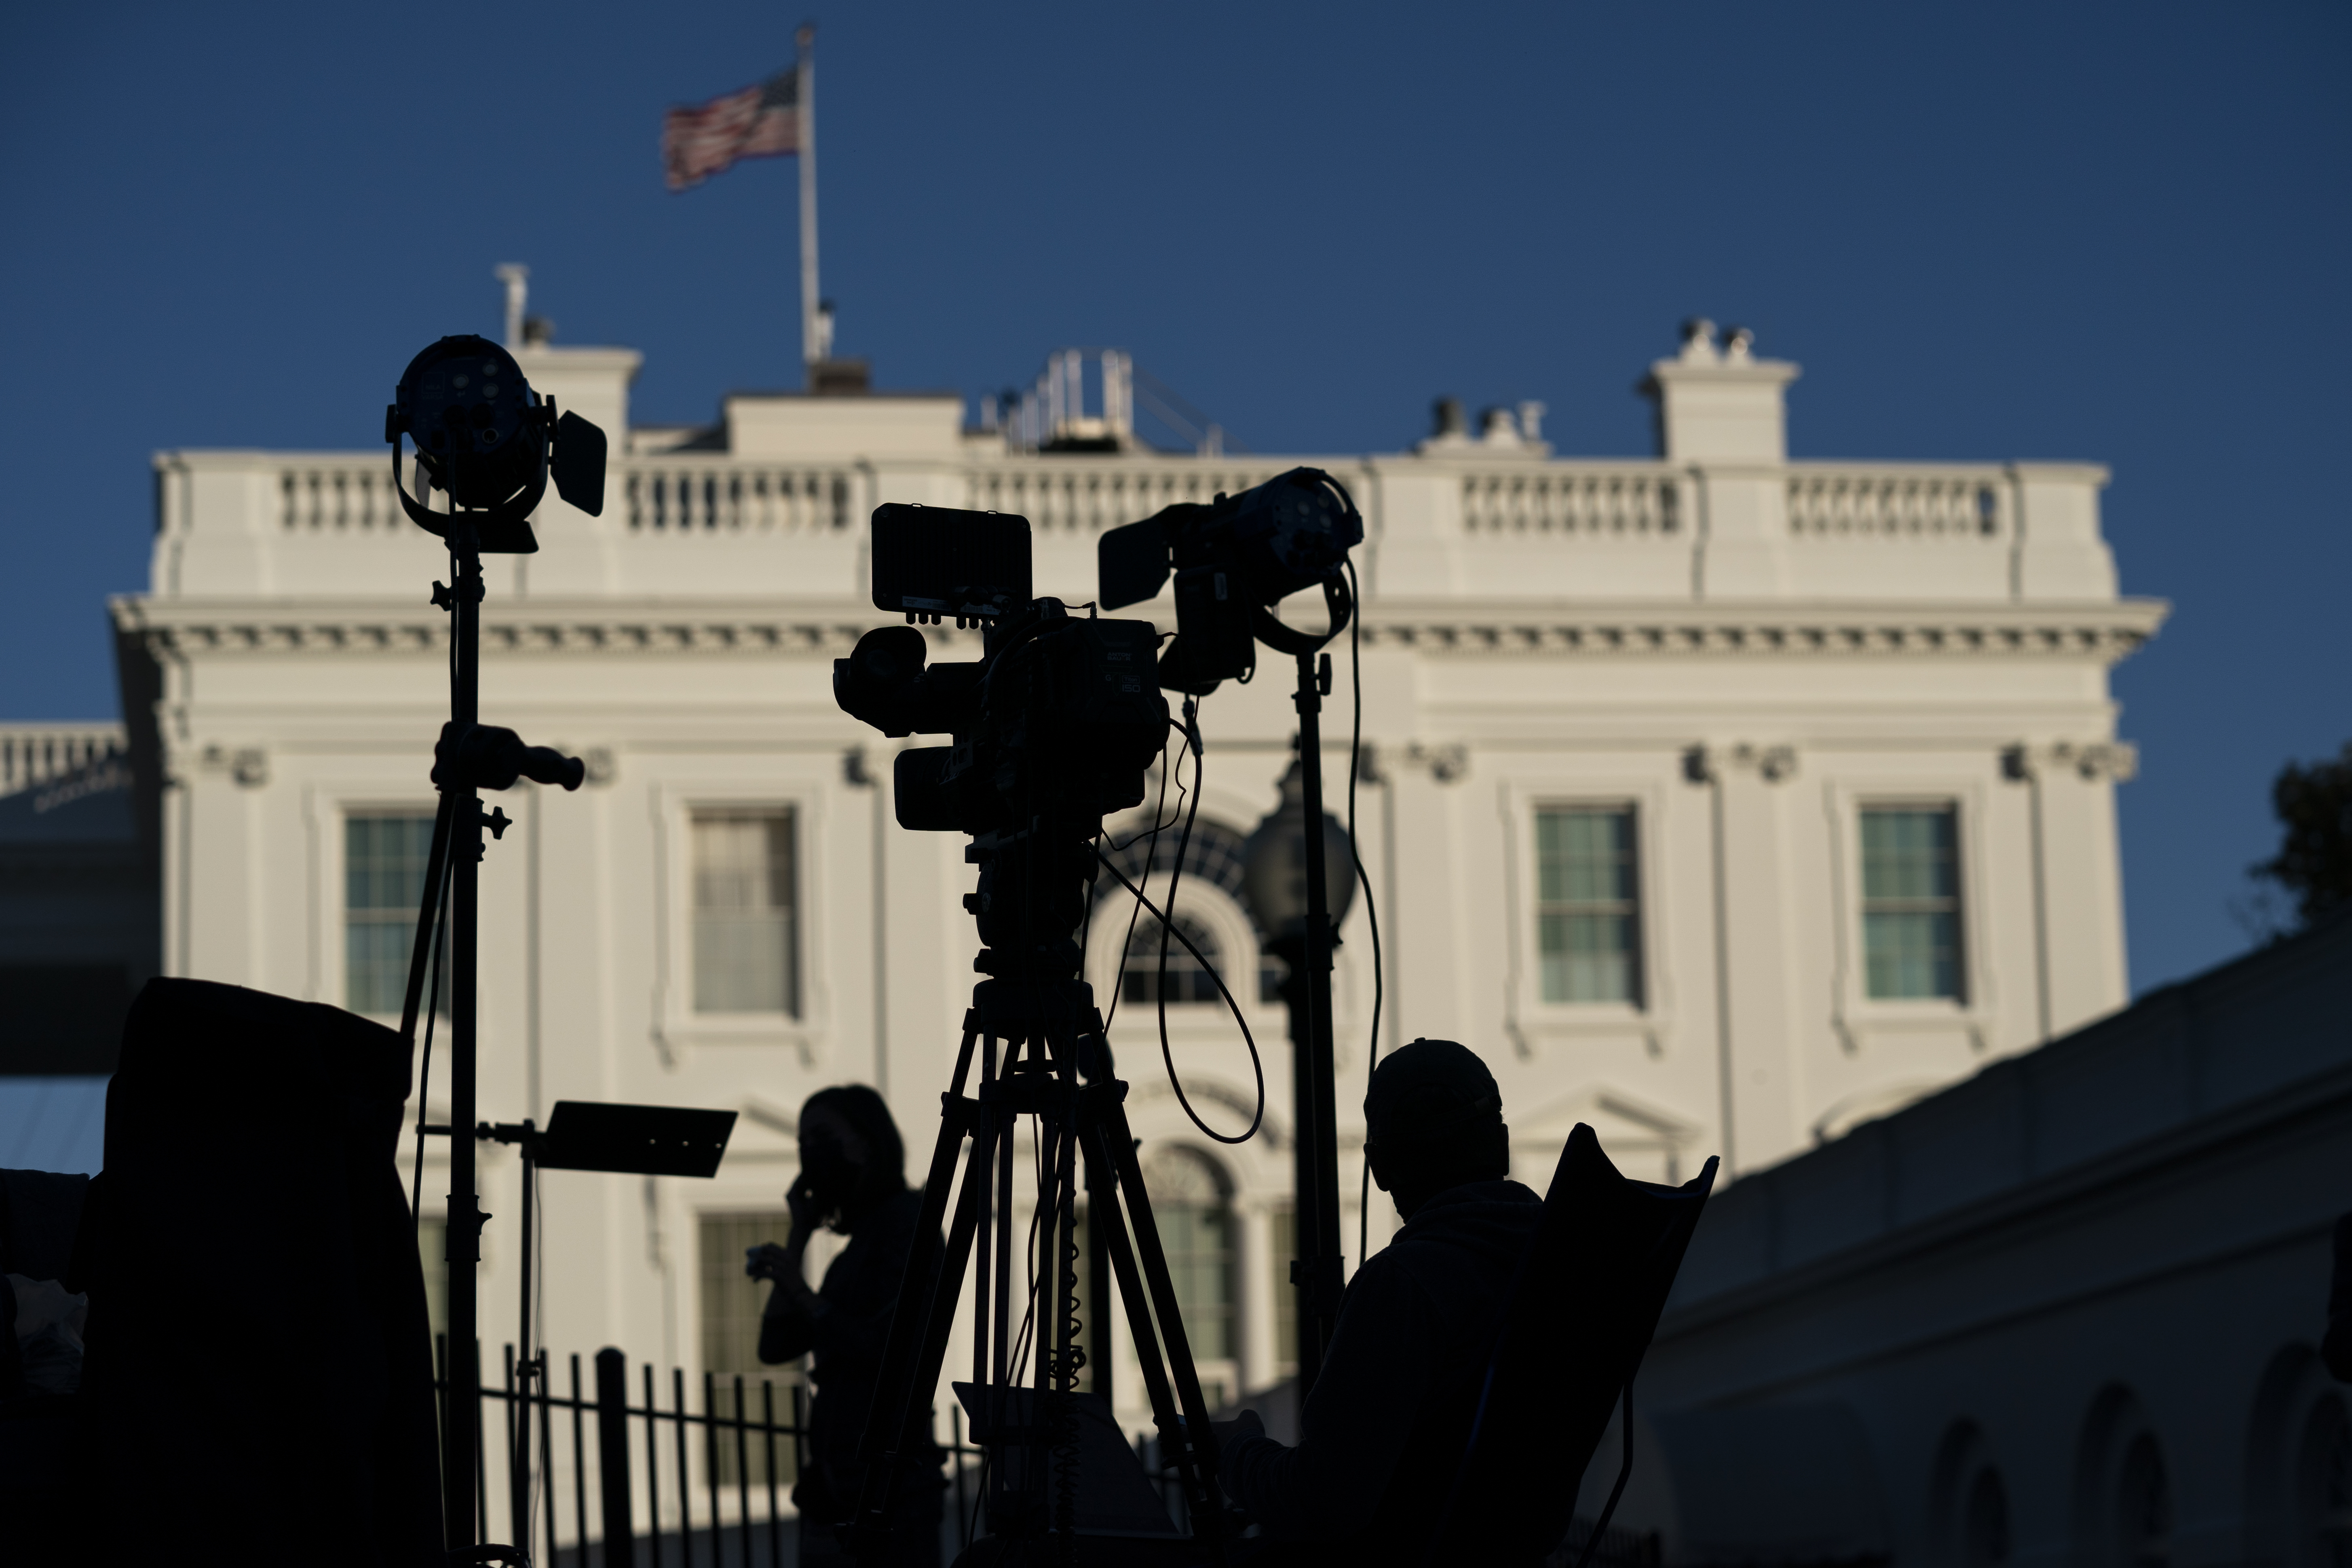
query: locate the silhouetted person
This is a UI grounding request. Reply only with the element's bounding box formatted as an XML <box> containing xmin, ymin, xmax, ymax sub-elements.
<box><xmin>747</xmin><ymin>1085</ymin><xmax>944</xmax><ymax>1566</ymax></box>
<box><xmin>1215</xmin><ymin>1038</ymin><xmax>1560</xmax><ymax>1566</ymax></box>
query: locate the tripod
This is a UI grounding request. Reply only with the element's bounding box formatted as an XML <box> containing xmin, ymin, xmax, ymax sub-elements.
<box><xmin>845</xmin><ymin>967</ymin><xmax>1230</xmax><ymax>1564</ymax></box>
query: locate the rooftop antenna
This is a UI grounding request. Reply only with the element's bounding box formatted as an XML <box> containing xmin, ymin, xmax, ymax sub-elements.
<box><xmin>495</xmin><ymin>264</ymin><xmax>529</xmax><ymax>350</ymax></box>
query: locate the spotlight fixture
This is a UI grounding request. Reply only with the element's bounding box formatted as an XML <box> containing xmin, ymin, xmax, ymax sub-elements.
<box><xmin>384</xmin><ymin>334</ymin><xmax>607</xmax><ymax>553</ymax></box>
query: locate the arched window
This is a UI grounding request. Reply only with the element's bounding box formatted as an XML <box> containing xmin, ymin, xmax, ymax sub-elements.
<box><xmin>2075</xmin><ymin>1387</ymin><xmax>2173</xmax><ymax>1568</ymax></box>
<box><xmin>1123</xmin><ymin>912</ymin><xmax>1225</xmax><ymax>1006</ymax></box>
<box><xmin>1100</xmin><ymin>815</ymin><xmax>1283</xmax><ymax>1005</ymax></box>
<box><xmin>1142</xmin><ymin>1146</ymin><xmax>1236</xmax><ymax>1372</ymax></box>
<box><xmin>2115</xmin><ymin>1433</ymin><xmax>2171</xmax><ymax>1568</ymax></box>
<box><xmin>1964</xmin><ymin>1467</ymin><xmax>2011</xmax><ymax>1568</ymax></box>
<box><xmin>2301</xmin><ymin>1393</ymin><xmax>2352</xmax><ymax>1568</ymax></box>
<box><xmin>1100</xmin><ymin>819</ymin><xmax>1252</xmax><ymax>909</ymax></box>
<box><xmin>1933</xmin><ymin>1421</ymin><xmax>2008</xmax><ymax>1568</ymax></box>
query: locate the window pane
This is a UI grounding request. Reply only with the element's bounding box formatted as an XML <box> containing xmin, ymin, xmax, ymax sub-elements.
<box><xmin>693</xmin><ymin>812</ymin><xmax>798</xmax><ymax>1015</ymax></box>
<box><xmin>1862</xmin><ymin>808</ymin><xmax>1957</xmax><ymax>903</ymax></box>
<box><xmin>346</xmin><ymin>814</ymin><xmax>445</xmax><ymax>1017</ymax></box>
<box><xmin>1123</xmin><ymin>911</ymin><xmax>1225</xmax><ymax>1007</ymax></box>
<box><xmin>1534</xmin><ymin>806</ymin><xmax>1640</xmax><ymax>1006</ymax></box>
<box><xmin>698</xmin><ymin>1211</ymin><xmax>799</xmax><ymax>1487</ymax></box>
<box><xmin>1860</xmin><ymin>807</ymin><xmax>1962</xmax><ymax>1000</ymax></box>
<box><xmin>1144</xmin><ymin>1148</ymin><xmax>1235</xmax><ymax>1364</ymax></box>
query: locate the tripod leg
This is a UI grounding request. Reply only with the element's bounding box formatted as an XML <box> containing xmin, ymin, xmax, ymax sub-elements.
<box><xmin>397</xmin><ymin>790</ymin><xmax>456</xmax><ymax>1049</ymax></box>
<box><xmin>851</xmin><ymin>1019</ymin><xmax>981</xmax><ymax>1485</ymax></box>
<box><xmin>1046</xmin><ymin>1096</ymin><xmax>1082</xmax><ymax>1548</ymax></box>
<box><xmin>1089</xmin><ymin>1095</ymin><xmax>1231</xmax><ymax>1543</ymax></box>
<box><xmin>1077</xmin><ymin>1107</ymin><xmax>1229</xmax><ymax>1558</ymax></box>
<box><xmin>848</xmin><ymin>1102</ymin><xmax>988</xmax><ymax>1558</ymax></box>
<box><xmin>1084</xmin><ymin>1137</ymin><xmax>1113</xmax><ymax>1408</ymax></box>
<box><xmin>971</xmin><ymin>1035</ymin><xmax>997</xmax><ymax>1389</ymax></box>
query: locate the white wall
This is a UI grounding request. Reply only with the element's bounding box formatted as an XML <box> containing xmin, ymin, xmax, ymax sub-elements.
<box><xmin>113</xmin><ymin>326</ymin><xmax>2165</xmax><ymax>1447</ymax></box>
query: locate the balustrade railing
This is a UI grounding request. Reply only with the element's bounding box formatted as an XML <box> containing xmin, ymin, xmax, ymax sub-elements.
<box><xmin>0</xmin><ymin>725</ymin><xmax>125</xmax><ymax>798</ymax></box>
<box><xmin>625</xmin><ymin>462</ymin><xmax>857</xmax><ymax>534</ymax></box>
<box><xmin>230</xmin><ymin>452</ymin><xmax>2035</xmax><ymax>560</ymax></box>
<box><xmin>281</xmin><ymin>462</ymin><xmax>408</xmax><ymax>533</ymax></box>
<box><xmin>1460</xmin><ymin>467</ymin><xmax>1683</xmax><ymax>536</ymax></box>
<box><xmin>1786</xmin><ymin>466</ymin><xmax>2008</xmax><ymax>540</ymax></box>
<box><xmin>262</xmin><ymin>456</ymin><xmax>862</xmax><ymax>538</ymax></box>
<box><xmin>965</xmin><ymin>461</ymin><xmax>1294</xmax><ymax>534</ymax></box>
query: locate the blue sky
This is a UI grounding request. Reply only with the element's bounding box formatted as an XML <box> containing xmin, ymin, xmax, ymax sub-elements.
<box><xmin>1</xmin><ymin>2</ymin><xmax>2345</xmax><ymax>996</ymax></box>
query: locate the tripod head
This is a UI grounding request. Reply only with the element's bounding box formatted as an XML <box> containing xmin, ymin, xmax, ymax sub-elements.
<box><xmin>835</xmin><ymin>507</ymin><xmax>1169</xmax><ymax>988</ymax></box>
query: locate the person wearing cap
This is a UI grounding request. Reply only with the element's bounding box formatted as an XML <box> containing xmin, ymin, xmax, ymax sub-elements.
<box><xmin>1214</xmin><ymin>1038</ymin><xmax>1558</xmax><ymax>1564</ymax></box>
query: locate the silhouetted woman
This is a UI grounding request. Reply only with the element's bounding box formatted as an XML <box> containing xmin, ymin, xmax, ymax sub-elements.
<box><xmin>748</xmin><ymin>1085</ymin><xmax>945</xmax><ymax>1566</ymax></box>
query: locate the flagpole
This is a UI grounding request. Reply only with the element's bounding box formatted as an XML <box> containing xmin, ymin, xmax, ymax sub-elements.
<box><xmin>798</xmin><ymin>21</ymin><xmax>819</xmax><ymax>385</ymax></box>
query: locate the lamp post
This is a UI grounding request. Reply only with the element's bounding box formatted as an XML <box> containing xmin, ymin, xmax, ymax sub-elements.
<box><xmin>1241</xmin><ymin>753</ymin><xmax>1355</xmax><ymax>1397</ymax></box>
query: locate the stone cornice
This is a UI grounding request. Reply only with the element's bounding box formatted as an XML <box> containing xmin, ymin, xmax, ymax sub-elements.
<box><xmin>1358</xmin><ymin>598</ymin><xmax>2165</xmax><ymax>663</ymax></box>
<box><xmin>109</xmin><ymin>595</ymin><xmax>2168</xmax><ymax>666</ymax></box>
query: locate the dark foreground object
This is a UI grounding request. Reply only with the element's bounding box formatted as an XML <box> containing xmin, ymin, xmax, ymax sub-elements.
<box><xmin>1424</xmin><ymin>1125</ymin><xmax>1717</xmax><ymax>1564</ymax></box>
<box><xmin>78</xmin><ymin>977</ymin><xmax>442</xmax><ymax>1564</ymax></box>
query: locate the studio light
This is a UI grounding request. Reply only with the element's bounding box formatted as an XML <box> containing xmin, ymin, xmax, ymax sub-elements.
<box><xmin>385</xmin><ymin>333</ymin><xmax>607</xmax><ymax>553</ymax></box>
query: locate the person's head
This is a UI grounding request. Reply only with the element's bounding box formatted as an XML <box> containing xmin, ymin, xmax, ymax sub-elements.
<box><xmin>797</xmin><ymin>1085</ymin><xmax>906</xmax><ymax>1231</ymax></box>
<box><xmin>1362</xmin><ymin>1039</ymin><xmax>1509</xmax><ymax>1220</ymax></box>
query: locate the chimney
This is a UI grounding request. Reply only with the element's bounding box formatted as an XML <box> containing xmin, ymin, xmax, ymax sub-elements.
<box><xmin>495</xmin><ymin>264</ymin><xmax>529</xmax><ymax>349</ymax></box>
<box><xmin>1639</xmin><ymin>318</ymin><xmax>1800</xmax><ymax>464</ymax></box>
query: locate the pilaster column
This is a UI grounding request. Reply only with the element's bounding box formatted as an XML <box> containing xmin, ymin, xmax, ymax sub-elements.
<box><xmin>2002</xmin><ymin>740</ymin><xmax>2136</xmax><ymax>1040</ymax></box>
<box><xmin>1687</xmin><ymin>741</ymin><xmax>1801</xmax><ymax>1176</ymax></box>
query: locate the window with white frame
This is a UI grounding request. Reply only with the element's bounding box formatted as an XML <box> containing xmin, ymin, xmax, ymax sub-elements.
<box><xmin>1534</xmin><ymin>805</ymin><xmax>1642</xmax><ymax>1006</ymax></box>
<box><xmin>345</xmin><ymin>813</ymin><xmax>448</xmax><ymax>1017</ymax></box>
<box><xmin>692</xmin><ymin>810</ymin><xmax>800</xmax><ymax>1016</ymax></box>
<box><xmin>698</xmin><ymin>1211</ymin><xmax>798</xmax><ymax>1485</ymax></box>
<box><xmin>1859</xmin><ymin>805</ymin><xmax>1964</xmax><ymax>1001</ymax></box>
<box><xmin>1144</xmin><ymin>1145</ymin><xmax>1237</xmax><ymax>1407</ymax></box>
<box><xmin>1122</xmin><ymin>910</ymin><xmax>1228</xmax><ymax>1006</ymax></box>
<box><xmin>1098</xmin><ymin>819</ymin><xmax>1283</xmax><ymax>1004</ymax></box>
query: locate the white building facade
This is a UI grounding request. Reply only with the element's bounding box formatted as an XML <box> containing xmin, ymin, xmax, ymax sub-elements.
<box><xmin>110</xmin><ymin>320</ymin><xmax>2162</xmax><ymax>1479</ymax></box>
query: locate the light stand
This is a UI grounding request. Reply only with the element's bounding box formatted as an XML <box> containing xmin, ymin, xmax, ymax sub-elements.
<box><xmin>1240</xmin><ymin>739</ymin><xmax>1356</xmax><ymax>1399</ymax></box>
<box><xmin>385</xmin><ymin>333</ymin><xmax>606</xmax><ymax>1560</ymax></box>
<box><xmin>1095</xmin><ymin>466</ymin><xmax>1365</xmax><ymax>1402</ymax></box>
<box><xmin>479</xmin><ymin>1103</ymin><xmax>738</xmax><ymax>1555</ymax></box>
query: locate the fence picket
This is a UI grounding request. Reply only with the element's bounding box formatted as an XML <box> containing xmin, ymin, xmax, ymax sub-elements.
<box><xmin>425</xmin><ymin>1342</ymin><xmax>1666</xmax><ymax>1568</ymax></box>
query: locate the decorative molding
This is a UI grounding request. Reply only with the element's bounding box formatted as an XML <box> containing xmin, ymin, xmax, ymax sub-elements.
<box><xmin>1684</xmin><ymin>743</ymin><xmax>1798</xmax><ymax>786</ymax></box>
<box><xmin>1404</xmin><ymin>742</ymin><xmax>1469</xmax><ymax>784</ymax></box>
<box><xmin>1364</xmin><ymin>606</ymin><xmax>2154</xmax><ymax>667</ymax></box>
<box><xmin>199</xmin><ymin>744</ymin><xmax>269</xmax><ymax>788</ymax></box>
<box><xmin>2002</xmin><ymin>739</ymin><xmax>2139</xmax><ymax>784</ymax></box>
<box><xmin>109</xmin><ymin>598</ymin><xmax>2165</xmax><ymax>667</ymax></box>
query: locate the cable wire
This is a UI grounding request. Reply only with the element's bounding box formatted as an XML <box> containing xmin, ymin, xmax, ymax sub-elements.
<box><xmin>1098</xmin><ymin>723</ymin><xmax>1187</xmax><ymax>1040</ymax></box>
<box><xmin>1346</xmin><ymin>557</ymin><xmax>1386</xmax><ymax>1266</ymax></box>
<box><xmin>1092</xmin><ymin>842</ymin><xmax>1266</xmax><ymax>1145</ymax></box>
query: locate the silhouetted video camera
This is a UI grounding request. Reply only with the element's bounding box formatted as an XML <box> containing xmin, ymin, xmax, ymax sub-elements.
<box><xmin>1097</xmin><ymin>466</ymin><xmax>1364</xmax><ymax>692</ymax></box>
<box><xmin>834</xmin><ymin>504</ymin><xmax>1168</xmax><ymax>978</ymax></box>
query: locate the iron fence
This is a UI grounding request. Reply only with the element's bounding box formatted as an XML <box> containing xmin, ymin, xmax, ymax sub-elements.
<box><xmin>434</xmin><ymin>1340</ymin><xmax>1657</xmax><ymax>1567</ymax></box>
<box><xmin>435</xmin><ymin>1338</ymin><xmax>1000</xmax><ymax>1567</ymax></box>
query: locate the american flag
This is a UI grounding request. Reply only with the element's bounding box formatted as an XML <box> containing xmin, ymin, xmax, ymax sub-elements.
<box><xmin>663</xmin><ymin>67</ymin><xmax>800</xmax><ymax>192</ymax></box>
